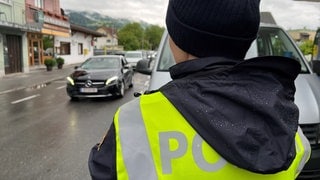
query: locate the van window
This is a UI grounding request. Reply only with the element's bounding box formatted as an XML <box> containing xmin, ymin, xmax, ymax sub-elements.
<box><xmin>158</xmin><ymin>27</ymin><xmax>308</xmax><ymax>73</ymax></box>
<box><xmin>157</xmin><ymin>37</ymin><xmax>175</xmax><ymax>71</ymax></box>
<box><xmin>246</xmin><ymin>27</ymin><xmax>308</xmax><ymax>73</ymax></box>
<box><xmin>312</xmin><ymin>28</ymin><xmax>320</xmax><ymax>60</ymax></box>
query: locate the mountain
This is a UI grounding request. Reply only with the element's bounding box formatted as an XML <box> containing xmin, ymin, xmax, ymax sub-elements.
<box><xmin>64</xmin><ymin>10</ymin><xmax>152</xmax><ymax>31</ymax></box>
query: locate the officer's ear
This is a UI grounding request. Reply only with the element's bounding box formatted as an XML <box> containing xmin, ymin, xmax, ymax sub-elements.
<box><xmin>168</xmin><ymin>37</ymin><xmax>197</xmax><ymax>64</ymax></box>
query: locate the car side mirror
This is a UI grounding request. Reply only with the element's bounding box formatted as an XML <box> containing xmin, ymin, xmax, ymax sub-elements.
<box><xmin>311</xmin><ymin>60</ymin><xmax>320</xmax><ymax>75</ymax></box>
<box><xmin>136</xmin><ymin>59</ymin><xmax>152</xmax><ymax>75</ymax></box>
<box><xmin>74</xmin><ymin>66</ymin><xmax>79</xmax><ymax>70</ymax></box>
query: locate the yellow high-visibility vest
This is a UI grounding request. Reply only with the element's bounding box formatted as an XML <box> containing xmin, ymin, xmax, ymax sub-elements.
<box><xmin>114</xmin><ymin>92</ymin><xmax>311</xmax><ymax>180</ymax></box>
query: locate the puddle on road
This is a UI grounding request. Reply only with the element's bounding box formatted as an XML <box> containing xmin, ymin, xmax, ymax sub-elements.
<box><xmin>26</xmin><ymin>82</ymin><xmax>51</xmax><ymax>91</ymax></box>
<box><xmin>24</xmin><ymin>78</ymin><xmax>65</xmax><ymax>91</ymax></box>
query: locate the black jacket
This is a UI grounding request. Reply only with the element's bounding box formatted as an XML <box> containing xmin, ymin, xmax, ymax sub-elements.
<box><xmin>88</xmin><ymin>56</ymin><xmax>301</xmax><ymax>179</ymax></box>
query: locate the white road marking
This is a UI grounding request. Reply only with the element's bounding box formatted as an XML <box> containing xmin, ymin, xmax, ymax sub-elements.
<box><xmin>11</xmin><ymin>94</ymin><xmax>41</xmax><ymax>104</ymax></box>
<box><xmin>56</xmin><ymin>85</ymin><xmax>66</xmax><ymax>90</ymax></box>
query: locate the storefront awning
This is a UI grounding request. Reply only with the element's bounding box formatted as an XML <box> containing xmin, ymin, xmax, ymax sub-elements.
<box><xmin>41</xmin><ymin>28</ymin><xmax>70</xmax><ymax>37</ymax></box>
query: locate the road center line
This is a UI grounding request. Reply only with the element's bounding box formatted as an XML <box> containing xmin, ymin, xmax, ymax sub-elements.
<box><xmin>11</xmin><ymin>94</ymin><xmax>41</xmax><ymax>104</ymax></box>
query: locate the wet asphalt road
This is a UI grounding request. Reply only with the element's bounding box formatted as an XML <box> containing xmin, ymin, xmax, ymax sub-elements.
<box><xmin>0</xmin><ymin>73</ymin><xmax>149</xmax><ymax>180</ymax></box>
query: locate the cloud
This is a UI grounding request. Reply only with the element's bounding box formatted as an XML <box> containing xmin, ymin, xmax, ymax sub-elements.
<box><xmin>61</xmin><ymin>0</ymin><xmax>169</xmax><ymax>26</ymax></box>
<box><xmin>61</xmin><ymin>0</ymin><xmax>320</xmax><ymax>30</ymax></box>
<box><xmin>261</xmin><ymin>0</ymin><xmax>320</xmax><ymax>29</ymax></box>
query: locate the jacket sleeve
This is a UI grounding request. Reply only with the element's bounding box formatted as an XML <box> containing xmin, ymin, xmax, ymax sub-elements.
<box><xmin>88</xmin><ymin>122</ymin><xmax>117</xmax><ymax>180</ymax></box>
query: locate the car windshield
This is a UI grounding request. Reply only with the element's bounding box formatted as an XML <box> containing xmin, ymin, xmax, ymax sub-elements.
<box><xmin>157</xmin><ymin>27</ymin><xmax>309</xmax><ymax>73</ymax></box>
<box><xmin>80</xmin><ymin>57</ymin><xmax>120</xmax><ymax>69</ymax></box>
<box><xmin>125</xmin><ymin>52</ymin><xmax>142</xmax><ymax>58</ymax></box>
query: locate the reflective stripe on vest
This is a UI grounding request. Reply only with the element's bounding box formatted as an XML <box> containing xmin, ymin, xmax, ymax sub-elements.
<box><xmin>115</xmin><ymin>92</ymin><xmax>311</xmax><ymax>180</ymax></box>
<box><xmin>116</xmin><ymin>98</ymin><xmax>158</xmax><ymax>180</ymax></box>
<box><xmin>295</xmin><ymin>127</ymin><xmax>311</xmax><ymax>177</ymax></box>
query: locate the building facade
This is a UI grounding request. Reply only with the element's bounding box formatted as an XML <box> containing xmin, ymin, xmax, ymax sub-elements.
<box><xmin>95</xmin><ymin>26</ymin><xmax>123</xmax><ymax>51</ymax></box>
<box><xmin>0</xmin><ymin>0</ymin><xmax>112</xmax><ymax>77</ymax></box>
<box><xmin>55</xmin><ymin>24</ymin><xmax>103</xmax><ymax>65</ymax></box>
<box><xmin>25</xmin><ymin>0</ymin><xmax>70</xmax><ymax>67</ymax></box>
<box><xmin>288</xmin><ymin>29</ymin><xmax>316</xmax><ymax>43</ymax></box>
<box><xmin>0</xmin><ymin>0</ymin><xmax>39</xmax><ymax>76</ymax></box>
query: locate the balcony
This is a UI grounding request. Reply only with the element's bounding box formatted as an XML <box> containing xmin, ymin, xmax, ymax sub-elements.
<box><xmin>0</xmin><ymin>1</ymin><xmax>41</xmax><ymax>32</ymax></box>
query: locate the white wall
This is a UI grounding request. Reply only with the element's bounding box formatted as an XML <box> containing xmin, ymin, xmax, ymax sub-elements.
<box><xmin>95</xmin><ymin>36</ymin><xmax>118</xmax><ymax>49</ymax></box>
<box><xmin>55</xmin><ymin>32</ymin><xmax>94</xmax><ymax>65</ymax></box>
<box><xmin>22</xmin><ymin>33</ymin><xmax>29</xmax><ymax>73</ymax></box>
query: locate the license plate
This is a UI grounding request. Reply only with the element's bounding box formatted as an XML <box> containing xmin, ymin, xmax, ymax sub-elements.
<box><xmin>80</xmin><ymin>88</ymin><xmax>98</xmax><ymax>93</ymax></box>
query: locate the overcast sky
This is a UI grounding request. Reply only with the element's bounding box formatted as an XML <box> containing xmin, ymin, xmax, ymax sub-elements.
<box><xmin>60</xmin><ymin>0</ymin><xmax>320</xmax><ymax>30</ymax></box>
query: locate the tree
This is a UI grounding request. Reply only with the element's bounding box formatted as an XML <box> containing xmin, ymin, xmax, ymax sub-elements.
<box><xmin>145</xmin><ymin>25</ymin><xmax>165</xmax><ymax>50</ymax></box>
<box><xmin>118</xmin><ymin>23</ymin><xmax>164</xmax><ymax>51</ymax></box>
<box><xmin>299</xmin><ymin>40</ymin><xmax>314</xmax><ymax>55</ymax></box>
<box><xmin>118</xmin><ymin>23</ymin><xmax>144</xmax><ymax>50</ymax></box>
<box><xmin>118</xmin><ymin>31</ymin><xmax>140</xmax><ymax>50</ymax></box>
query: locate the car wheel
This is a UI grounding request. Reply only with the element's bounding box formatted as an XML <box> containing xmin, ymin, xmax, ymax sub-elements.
<box><xmin>129</xmin><ymin>77</ymin><xmax>133</xmax><ymax>88</ymax></box>
<box><xmin>117</xmin><ymin>81</ymin><xmax>125</xmax><ymax>98</ymax></box>
<box><xmin>70</xmin><ymin>96</ymin><xmax>79</xmax><ymax>101</ymax></box>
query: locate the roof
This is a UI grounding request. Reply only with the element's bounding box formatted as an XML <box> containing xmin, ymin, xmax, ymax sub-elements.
<box><xmin>260</xmin><ymin>22</ymin><xmax>279</xmax><ymax>28</ymax></box>
<box><xmin>260</xmin><ymin>12</ymin><xmax>277</xmax><ymax>25</ymax></box>
<box><xmin>97</xmin><ymin>26</ymin><xmax>117</xmax><ymax>37</ymax></box>
<box><xmin>71</xmin><ymin>24</ymin><xmax>104</xmax><ymax>37</ymax></box>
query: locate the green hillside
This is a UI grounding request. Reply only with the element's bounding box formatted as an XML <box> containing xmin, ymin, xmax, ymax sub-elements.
<box><xmin>65</xmin><ymin>10</ymin><xmax>151</xmax><ymax>30</ymax></box>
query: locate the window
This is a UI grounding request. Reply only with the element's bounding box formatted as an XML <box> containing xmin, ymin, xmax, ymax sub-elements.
<box><xmin>34</xmin><ymin>0</ymin><xmax>43</xmax><ymax>8</ymax></box>
<box><xmin>78</xmin><ymin>43</ymin><xmax>83</xmax><ymax>55</ymax></box>
<box><xmin>81</xmin><ymin>57</ymin><xmax>120</xmax><ymax>69</ymax></box>
<box><xmin>0</xmin><ymin>0</ymin><xmax>11</xmax><ymax>4</ymax></box>
<box><xmin>60</xmin><ymin>42</ymin><xmax>70</xmax><ymax>55</ymax></box>
<box><xmin>157</xmin><ymin>37</ymin><xmax>175</xmax><ymax>71</ymax></box>
<box><xmin>313</xmin><ymin>29</ymin><xmax>320</xmax><ymax>60</ymax></box>
<box><xmin>246</xmin><ymin>27</ymin><xmax>308</xmax><ymax>73</ymax></box>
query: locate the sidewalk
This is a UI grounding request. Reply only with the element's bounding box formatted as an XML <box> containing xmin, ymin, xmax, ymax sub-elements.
<box><xmin>0</xmin><ymin>64</ymin><xmax>78</xmax><ymax>95</ymax></box>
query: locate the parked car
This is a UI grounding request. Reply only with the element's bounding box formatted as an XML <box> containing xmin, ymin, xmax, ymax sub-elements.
<box><xmin>125</xmin><ymin>50</ymin><xmax>147</xmax><ymax>69</ymax></box>
<box><xmin>136</xmin><ymin>23</ymin><xmax>320</xmax><ymax>179</ymax></box>
<box><xmin>66</xmin><ymin>55</ymin><xmax>134</xmax><ymax>100</ymax></box>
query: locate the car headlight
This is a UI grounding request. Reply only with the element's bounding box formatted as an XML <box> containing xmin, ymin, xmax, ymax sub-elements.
<box><xmin>67</xmin><ymin>77</ymin><xmax>75</xmax><ymax>86</ymax></box>
<box><xmin>106</xmin><ymin>76</ymin><xmax>119</xmax><ymax>85</ymax></box>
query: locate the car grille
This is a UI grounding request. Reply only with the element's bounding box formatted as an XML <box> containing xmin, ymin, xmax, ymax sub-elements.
<box><xmin>297</xmin><ymin>124</ymin><xmax>320</xmax><ymax>180</ymax></box>
<box><xmin>74</xmin><ymin>80</ymin><xmax>106</xmax><ymax>88</ymax></box>
<box><xmin>297</xmin><ymin>169</ymin><xmax>320</xmax><ymax>180</ymax></box>
<box><xmin>300</xmin><ymin>123</ymin><xmax>320</xmax><ymax>150</ymax></box>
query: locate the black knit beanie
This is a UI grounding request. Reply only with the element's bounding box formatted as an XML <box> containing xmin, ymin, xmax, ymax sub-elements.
<box><xmin>166</xmin><ymin>0</ymin><xmax>261</xmax><ymax>59</ymax></box>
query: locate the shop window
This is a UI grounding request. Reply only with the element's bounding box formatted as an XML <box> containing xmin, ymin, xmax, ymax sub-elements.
<box><xmin>78</xmin><ymin>43</ymin><xmax>83</xmax><ymax>55</ymax></box>
<box><xmin>60</xmin><ymin>42</ymin><xmax>70</xmax><ymax>55</ymax></box>
<box><xmin>34</xmin><ymin>0</ymin><xmax>43</xmax><ymax>8</ymax></box>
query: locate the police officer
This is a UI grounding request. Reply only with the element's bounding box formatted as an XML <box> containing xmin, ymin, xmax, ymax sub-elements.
<box><xmin>89</xmin><ymin>0</ymin><xmax>311</xmax><ymax>179</ymax></box>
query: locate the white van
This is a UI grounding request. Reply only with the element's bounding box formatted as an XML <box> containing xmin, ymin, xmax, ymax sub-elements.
<box><xmin>124</xmin><ymin>50</ymin><xmax>147</xmax><ymax>69</ymax></box>
<box><xmin>136</xmin><ymin>23</ymin><xmax>320</xmax><ymax>179</ymax></box>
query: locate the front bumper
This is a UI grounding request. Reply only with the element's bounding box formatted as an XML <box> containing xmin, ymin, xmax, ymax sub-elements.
<box><xmin>66</xmin><ymin>83</ymin><xmax>119</xmax><ymax>98</ymax></box>
<box><xmin>297</xmin><ymin>148</ymin><xmax>320</xmax><ymax>179</ymax></box>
